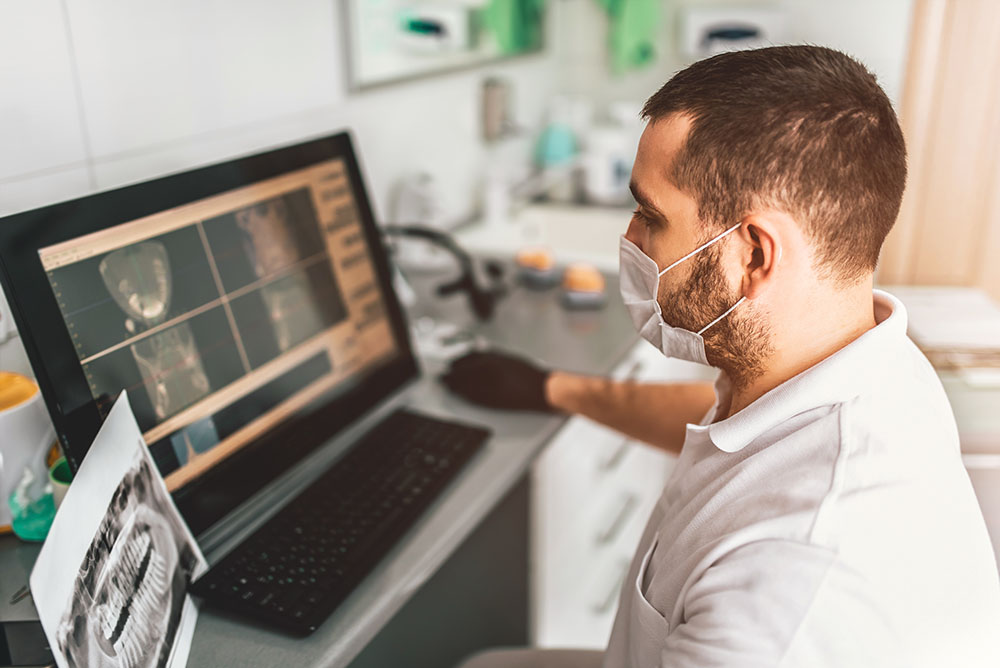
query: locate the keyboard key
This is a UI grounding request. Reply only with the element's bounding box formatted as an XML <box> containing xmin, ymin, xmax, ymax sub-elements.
<box><xmin>190</xmin><ymin>410</ymin><xmax>488</xmax><ymax>635</ymax></box>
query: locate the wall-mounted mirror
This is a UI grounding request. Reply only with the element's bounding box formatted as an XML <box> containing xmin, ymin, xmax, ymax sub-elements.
<box><xmin>345</xmin><ymin>0</ymin><xmax>546</xmax><ymax>90</ymax></box>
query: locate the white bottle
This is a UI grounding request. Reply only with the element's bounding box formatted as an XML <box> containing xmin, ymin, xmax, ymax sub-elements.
<box><xmin>582</xmin><ymin>125</ymin><xmax>631</xmax><ymax>207</ymax></box>
<box><xmin>582</xmin><ymin>102</ymin><xmax>642</xmax><ymax>207</ymax></box>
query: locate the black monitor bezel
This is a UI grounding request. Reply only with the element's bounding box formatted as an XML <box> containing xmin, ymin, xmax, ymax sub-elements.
<box><xmin>0</xmin><ymin>131</ymin><xmax>419</xmax><ymax>536</ymax></box>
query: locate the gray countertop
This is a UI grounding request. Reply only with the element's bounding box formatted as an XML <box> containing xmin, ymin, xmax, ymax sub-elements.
<box><xmin>1</xmin><ymin>264</ymin><xmax>639</xmax><ymax>668</ymax></box>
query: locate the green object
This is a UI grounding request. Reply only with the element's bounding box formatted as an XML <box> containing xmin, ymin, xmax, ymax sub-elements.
<box><xmin>402</xmin><ymin>17</ymin><xmax>446</xmax><ymax>36</ymax></box>
<box><xmin>49</xmin><ymin>457</ymin><xmax>72</xmax><ymax>485</ymax></box>
<box><xmin>483</xmin><ymin>0</ymin><xmax>545</xmax><ymax>54</ymax></box>
<box><xmin>597</xmin><ymin>0</ymin><xmax>659</xmax><ymax>74</ymax></box>
<box><xmin>9</xmin><ymin>488</ymin><xmax>55</xmax><ymax>542</ymax></box>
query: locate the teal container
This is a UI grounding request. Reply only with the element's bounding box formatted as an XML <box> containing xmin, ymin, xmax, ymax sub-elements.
<box><xmin>535</xmin><ymin>123</ymin><xmax>577</xmax><ymax>167</ymax></box>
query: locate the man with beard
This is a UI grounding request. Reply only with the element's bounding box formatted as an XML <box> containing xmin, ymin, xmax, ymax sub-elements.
<box><xmin>446</xmin><ymin>46</ymin><xmax>1000</xmax><ymax>667</ymax></box>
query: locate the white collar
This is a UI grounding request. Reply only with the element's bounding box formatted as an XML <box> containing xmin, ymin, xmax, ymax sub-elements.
<box><xmin>701</xmin><ymin>290</ymin><xmax>908</xmax><ymax>453</ymax></box>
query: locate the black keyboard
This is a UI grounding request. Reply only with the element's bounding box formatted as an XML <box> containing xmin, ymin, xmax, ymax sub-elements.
<box><xmin>190</xmin><ymin>409</ymin><xmax>489</xmax><ymax>635</ymax></box>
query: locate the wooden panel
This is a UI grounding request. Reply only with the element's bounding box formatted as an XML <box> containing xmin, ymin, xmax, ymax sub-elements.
<box><xmin>910</xmin><ymin>0</ymin><xmax>1000</xmax><ymax>284</ymax></box>
<box><xmin>879</xmin><ymin>0</ymin><xmax>947</xmax><ymax>283</ymax></box>
<box><xmin>880</xmin><ymin>0</ymin><xmax>1000</xmax><ymax>298</ymax></box>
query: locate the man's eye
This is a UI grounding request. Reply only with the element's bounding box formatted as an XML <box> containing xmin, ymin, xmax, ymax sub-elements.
<box><xmin>632</xmin><ymin>208</ymin><xmax>654</xmax><ymax>227</ymax></box>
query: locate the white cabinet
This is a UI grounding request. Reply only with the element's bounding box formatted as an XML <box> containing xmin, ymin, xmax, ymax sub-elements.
<box><xmin>941</xmin><ymin>371</ymin><xmax>1000</xmax><ymax>571</ymax></box>
<box><xmin>531</xmin><ymin>342</ymin><xmax>715</xmax><ymax>648</ymax></box>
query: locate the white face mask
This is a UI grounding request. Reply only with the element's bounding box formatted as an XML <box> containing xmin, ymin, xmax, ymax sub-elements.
<box><xmin>619</xmin><ymin>224</ymin><xmax>746</xmax><ymax>365</ymax></box>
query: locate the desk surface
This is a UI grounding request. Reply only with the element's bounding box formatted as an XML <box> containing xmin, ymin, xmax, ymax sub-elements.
<box><xmin>1</xmin><ymin>266</ymin><xmax>639</xmax><ymax>668</ymax></box>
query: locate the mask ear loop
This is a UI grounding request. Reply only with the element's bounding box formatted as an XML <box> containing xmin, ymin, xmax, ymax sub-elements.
<box><xmin>697</xmin><ymin>296</ymin><xmax>746</xmax><ymax>335</ymax></box>
<box><xmin>656</xmin><ymin>223</ymin><xmax>742</xmax><ymax>277</ymax></box>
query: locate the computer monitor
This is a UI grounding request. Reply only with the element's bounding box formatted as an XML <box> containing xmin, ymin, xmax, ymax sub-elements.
<box><xmin>0</xmin><ymin>132</ymin><xmax>419</xmax><ymax>535</ymax></box>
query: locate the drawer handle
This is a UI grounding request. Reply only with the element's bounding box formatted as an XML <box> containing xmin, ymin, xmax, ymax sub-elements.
<box><xmin>598</xmin><ymin>438</ymin><xmax>631</xmax><ymax>472</ymax></box>
<box><xmin>595</xmin><ymin>492</ymin><xmax>637</xmax><ymax>545</ymax></box>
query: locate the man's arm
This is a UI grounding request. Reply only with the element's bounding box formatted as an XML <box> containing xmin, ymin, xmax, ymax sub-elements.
<box><xmin>440</xmin><ymin>350</ymin><xmax>716</xmax><ymax>456</ymax></box>
<box><xmin>545</xmin><ymin>372</ymin><xmax>715</xmax><ymax>455</ymax></box>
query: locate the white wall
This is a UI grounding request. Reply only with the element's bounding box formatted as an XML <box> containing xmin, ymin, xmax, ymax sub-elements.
<box><xmin>0</xmin><ymin>0</ymin><xmax>561</xmax><ymax>221</ymax></box>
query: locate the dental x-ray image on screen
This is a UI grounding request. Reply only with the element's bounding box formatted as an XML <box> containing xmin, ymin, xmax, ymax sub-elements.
<box><xmin>98</xmin><ymin>241</ymin><xmax>212</xmax><ymax>421</ymax></box>
<box><xmin>36</xmin><ymin>155</ymin><xmax>398</xmax><ymax>491</ymax></box>
<box><xmin>55</xmin><ymin>447</ymin><xmax>200</xmax><ymax>668</ymax></box>
<box><xmin>201</xmin><ymin>188</ymin><xmax>348</xmax><ymax>370</ymax></box>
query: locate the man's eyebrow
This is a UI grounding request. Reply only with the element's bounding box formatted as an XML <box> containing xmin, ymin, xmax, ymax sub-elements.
<box><xmin>629</xmin><ymin>181</ymin><xmax>665</xmax><ymax>216</ymax></box>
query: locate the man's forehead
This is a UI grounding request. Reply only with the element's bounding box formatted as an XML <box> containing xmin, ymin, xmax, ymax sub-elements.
<box><xmin>633</xmin><ymin>114</ymin><xmax>692</xmax><ymax>200</ymax></box>
<box><xmin>637</xmin><ymin>114</ymin><xmax>691</xmax><ymax>176</ymax></box>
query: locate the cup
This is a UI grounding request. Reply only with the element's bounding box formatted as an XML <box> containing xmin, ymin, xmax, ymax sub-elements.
<box><xmin>0</xmin><ymin>372</ymin><xmax>55</xmax><ymax>526</ymax></box>
<box><xmin>49</xmin><ymin>457</ymin><xmax>72</xmax><ymax>510</ymax></box>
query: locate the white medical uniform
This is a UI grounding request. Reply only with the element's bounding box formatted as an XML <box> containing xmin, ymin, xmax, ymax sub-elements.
<box><xmin>602</xmin><ymin>290</ymin><xmax>1000</xmax><ymax>668</ymax></box>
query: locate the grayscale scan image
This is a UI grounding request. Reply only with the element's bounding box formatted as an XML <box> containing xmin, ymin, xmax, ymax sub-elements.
<box><xmin>55</xmin><ymin>447</ymin><xmax>200</xmax><ymax>668</ymax></box>
<box><xmin>98</xmin><ymin>241</ymin><xmax>211</xmax><ymax>421</ymax></box>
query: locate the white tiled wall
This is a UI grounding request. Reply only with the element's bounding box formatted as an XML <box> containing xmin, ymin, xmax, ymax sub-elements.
<box><xmin>0</xmin><ymin>168</ymin><xmax>92</xmax><ymax>217</ymax></box>
<box><xmin>0</xmin><ymin>0</ymin><xmax>561</xmax><ymax>220</ymax></box>
<box><xmin>64</xmin><ymin>0</ymin><xmax>343</xmax><ymax>162</ymax></box>
<box><xmin>0</xmin><ymin>0</ymin><xmax>89</xmax><ymax>188</ymax></box>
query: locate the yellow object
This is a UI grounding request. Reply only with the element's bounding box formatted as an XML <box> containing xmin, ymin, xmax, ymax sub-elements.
<box><xmin>47</xmin><ymin>442</ymin><xmax>62</xmax><ymax>469</ymax></box>
<box><xmin>516</xmin><ymin>246</ymin><xmax>556</xmax><ymax>272</ymax></box>
<box><xmin>563</xmin><ymin>263</ymin><xmax>606</xmax><ymax>293</ymax></box>
<box><xmin>0</xmin><ymin>372</ymin><xmax>37</xmax><ymax>412</ymax></box>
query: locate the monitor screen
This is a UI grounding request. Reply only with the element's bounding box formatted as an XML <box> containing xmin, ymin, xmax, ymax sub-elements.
<box><xmin>37</xmin><ymin>158</ymin><xmax>398</xmax><ymax>491</ymax></box>
<box><xmin>0</xmin><ymin>133</ymin><xmax>419</xmax><ymax>534</ymax></box>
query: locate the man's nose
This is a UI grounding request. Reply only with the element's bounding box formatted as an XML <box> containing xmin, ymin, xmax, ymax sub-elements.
<box><xmin>624</xmin><ymin>218</ymin><xmax>644</xmax><ymax>249</ymax></box>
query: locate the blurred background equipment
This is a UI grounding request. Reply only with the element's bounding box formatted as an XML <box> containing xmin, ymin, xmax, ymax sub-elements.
<box><xmin>679</xmin><ymin>6</ymin><xmax>788</xmax><ymax>57</ymax></box>
<box><xmin>347</xmin><ymin>0</ymin><xmax>546</xmax><ymax>89</ymax></box>
<box><xmin>482</xmin><ymin>76</ymin><xmax>515</xmax><ymax>142</ymax></box>
<box><xmin>561</xmin><ymin>263</ymin><xmax>607</xmax><ymax>310</ymax></box>
<box><xmin>389</xmin><ymin>172</ymin><xmax>456</xmax><ymax>270</ymax></box>
<box><xmin>580</xmin><ymin>101</ymin><xmax>643</xmax><ymax>207</ymax></box>
<box><xmin>516</xmin><ymin>246</ymin><xmax>559</xmax><ymax>288</ymax></box>
<box><xmin>384</xmin><ymin>224</ymin><xmax>508</xmax><ymax>320</ymax></box>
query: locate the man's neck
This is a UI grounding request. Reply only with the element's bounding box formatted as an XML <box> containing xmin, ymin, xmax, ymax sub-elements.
<box><xmin>722</xmin><ymin>286</ymin><xmax>878</xmax><ymax>420</ymax></box>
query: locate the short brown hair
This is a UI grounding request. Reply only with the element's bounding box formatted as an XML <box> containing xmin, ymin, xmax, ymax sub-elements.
<box><xmin>642</xmin><ymin>45</ymin><xmax>906</xmax><ymax>282</ymax></box>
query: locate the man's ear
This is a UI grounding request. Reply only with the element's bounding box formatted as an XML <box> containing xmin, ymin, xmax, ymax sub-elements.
<box><xmin>738</xmin><ymin>212</ymin><xmax>787</xmax><ymax>300</ymax></box>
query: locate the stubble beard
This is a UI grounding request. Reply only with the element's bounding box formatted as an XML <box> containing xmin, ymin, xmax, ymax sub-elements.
<box><xmin>657</xmin><ymin>243</ymin><xmax>771</xmax><ymax>389</ymax></box>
